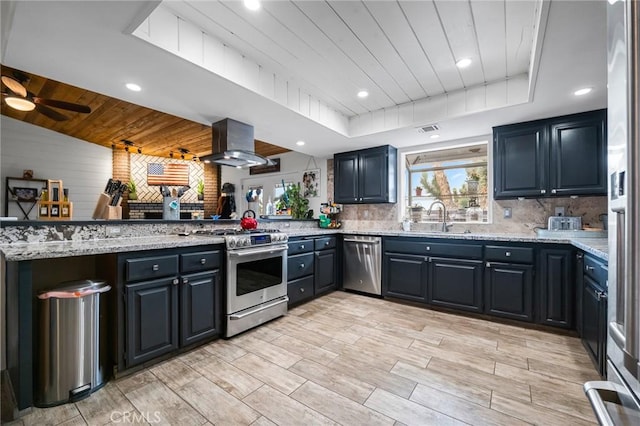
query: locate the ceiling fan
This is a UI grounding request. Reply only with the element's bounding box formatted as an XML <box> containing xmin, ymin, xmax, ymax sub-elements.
<box><xmin>1</xmin><ymin>70</ymin><xmax>92</xmax><ymax>121</ymax></box>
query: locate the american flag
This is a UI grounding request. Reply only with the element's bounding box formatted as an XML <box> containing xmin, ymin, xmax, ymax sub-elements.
<box><xmin>147</xmin><ymin>163</ymin><xmax>190</xmax><ymax>186</ymax></box>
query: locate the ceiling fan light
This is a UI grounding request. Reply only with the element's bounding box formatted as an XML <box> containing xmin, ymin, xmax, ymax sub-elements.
<box><xmin>4</xmin><ymin>96</ymin><xmax>35</xmax><ymax>111</ymax></box>
<box><xmin>1</xmin><ymin>76</ymin><xmax>27</xmax><ymax>97</ymax></box>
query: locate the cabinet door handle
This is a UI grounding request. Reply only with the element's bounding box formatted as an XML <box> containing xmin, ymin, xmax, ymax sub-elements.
<box><xmin>486</xmin><ymin>262</ymin><xmax>491</xmax><ymax>268</ymax></box>
<box><xmin>183</xmin><ymin>278</ymin><xmax>189</xmax><ymax>284</ymax></box>
<box><xmin>586</xmin><ymin>265</ymin><xmax>595</xmax><ymax>272</ymax></box>
<box><xmin>577</xmin><ymin>253</ymin><xmax>584</xmax><ymax>260</ymax></box>
<box><xmin>172</xmin><ymin>278</ymin><xmax>179</xmax><ymax>285</ymax></box>
<box><xmin>200</xmin><ymin>258</ymin><xmax>206</xmax><ymax>265</ymax></box>
<box><xmin>354</xmin><ymin>198</ymin><xmax>358</xmax><ymax>201</ymax></box>
<box><xmin>505</xmin><ymin>251</ymin><xmax>511</xmax><ymax>257</ymax></box>
<box><xmin>551</xmin><ymin>189</ymin><xmax>557</xmax><ymax>194</ymax></box>
<box><xmin>300</xmin><ymin>288</ymin><xmax>305</xmax><ymax>293</ymax></box>
<box><xmin>152</xmin><ymin>264</ymin><xmax>159</xmax><ymax>271</ymax></box>
<box><xmin>540</xmin><ymin>189</ymin><xmax>546</xmax><ymax>194</ymax></box>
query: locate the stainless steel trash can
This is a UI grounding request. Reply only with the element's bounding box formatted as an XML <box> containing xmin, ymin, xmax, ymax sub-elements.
<box><xmin>35</xmin><ymin>280</ymin><xmax>111</xmax><ymax>407</ymax></box>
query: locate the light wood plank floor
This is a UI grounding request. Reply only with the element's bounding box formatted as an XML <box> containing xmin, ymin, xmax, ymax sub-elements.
<box><xmin>10</xmin><ymin>292</ymin><xmax>600</xmax><ymax>425</ymax></box>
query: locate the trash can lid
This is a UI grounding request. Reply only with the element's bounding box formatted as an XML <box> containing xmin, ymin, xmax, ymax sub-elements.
<box><xmin>38</xmin><ymin>279</ymin><xmax>111</xmax><ymax>299</ymax></box>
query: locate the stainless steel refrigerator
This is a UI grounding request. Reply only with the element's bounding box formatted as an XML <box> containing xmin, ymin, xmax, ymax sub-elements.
<box><xmin>584</xmin><ymin>0</ymin><xmax>640</xmax><ymax>424</ymax></box>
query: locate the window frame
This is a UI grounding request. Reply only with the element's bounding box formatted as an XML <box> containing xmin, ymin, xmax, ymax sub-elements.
<box><xmin>398</xmin><ymin>137</ymin><xmax>493</xmax><ymax>224</ymax></box>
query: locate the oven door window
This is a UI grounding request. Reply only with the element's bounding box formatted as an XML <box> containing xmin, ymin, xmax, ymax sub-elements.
<box><xmin>236</xmin><ymin>257</ymin><xmax>283</xmax><ymax>296</ymax></box>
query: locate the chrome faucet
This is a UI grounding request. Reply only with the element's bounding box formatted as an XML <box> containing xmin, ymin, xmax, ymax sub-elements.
<box><xmin>427</xmin><ymin>200</ymin><xmax>449</xmax><ymax>232</ymax></box>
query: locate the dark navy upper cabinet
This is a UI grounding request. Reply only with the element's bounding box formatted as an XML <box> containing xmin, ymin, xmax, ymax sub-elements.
<box><xmin>493</xmin><ymin>109</ymin><xmax>606</xmax><ymax>199</ymax></box>
<box><xmin>548</xmin><ymin>111</ymin><xmax>607</xmax><ymax>196</ymax></box>
<box><xmin>494</xmin><ymin>122</ymin><xmax>548</xmax><ymax>199</ymax></box>
<box><xmin>334</xmin><ymin>145</ymin><xmax>397</xmax><ymax>204</ymax></box>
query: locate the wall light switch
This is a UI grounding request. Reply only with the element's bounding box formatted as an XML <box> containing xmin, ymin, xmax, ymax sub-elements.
<box><xmin>555</xmin><ymin>207</ymin><xmax>565</xmax><ymax>216</ymax></box>
<box><xmin>503</xmin><ymin>207</ymin><xmax>512</xmax><ymax>219</ymax></box>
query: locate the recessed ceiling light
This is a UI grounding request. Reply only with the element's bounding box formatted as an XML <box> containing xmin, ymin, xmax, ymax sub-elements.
<box><xmin>296</xmin><ymin>140</ymin><xmax>305</xmax><ymax>146</ymax></box>
<box><xmin>430</xmin><ymin>134</ymin><xmax>440</xmax><ymax>139</ymax></box>
<box><xmin>456</xmin><ymin>58</ymin><xmax>472</xmax><ymax>68</ymax></box>
<box><xmin>574</xmin><ymin>87</ymin><xmax>593</xmax><ymax>96</ymax></box>
<box><xmin>126</xmin><ymin>83</ymin><xmax>141</xmax><ymax>92</ymax></box>
<box><xmin>357</xmin><ymin>90</ymin><xmax>369</xmax><ymax>98</ymax></box>
<box><xmin>243</xmin><ymin>0</ymin><xmax>261</xmax><ymax>11</ymax></box>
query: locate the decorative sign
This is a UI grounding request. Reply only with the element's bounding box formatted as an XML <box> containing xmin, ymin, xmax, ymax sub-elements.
<box><xmin>147</xmin><ymin>163</ymin><xmax>190</xmax><ymax>186</ymax></box>
<box><xmin>250</xmin><ymin>158</ymin><xmax>281</xmax><ymax>175</ymax></box>
<box><xmin>303</xmin><ymin>169</ymin><xmax>320</xmax><ymax>198</ymax></box>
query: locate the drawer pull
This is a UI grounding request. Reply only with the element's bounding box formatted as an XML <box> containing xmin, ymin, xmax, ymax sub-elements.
<box><xmin>505</xmin><ymin>251</ymin><xmax>511</xmax><ymax>257</ymax></box>
<box><xmin>152</xmin><ymin>264</ymin><xmax>159</xmax><ymax>271</ymax></box>
<box><xmin>172</xmin><ymin>278</ymin><xmax>179</xmax><ymax>285</ymax></box>
<box><xmin>486</xmin><ymin>262</ymin><xmax>491</xmax><ymax>268</ymax></box>
<box><xmin>551</xmin><ymin>189</ymin><xmax>557</xmax><ymax>194</ymax></box>
<box><xmin>183</xmin><ymin>278</ymin><xmax>189</xmax><ymax>284</ymax></box>
<box><xmin>300</xmin><ymin>288</ymin><xmax>305</xmax><ymax>293</ymax></box>
<box><xmin>325</xmin><ymin>241</ymin><xmax>330</xmax><ymax>246</ymax></box>
<box><xmin>299</xmin><ymin>263</ymin><xmax>305</xmax><ymax>269</ymax></box>
<box><xmin>200</xmin><ymin>258</ymin><xmax>206</xmax><ymax>264</ymax></box>
<box><xmin>301</xmin><ymin>244</ymin><xmax>305</xmax><ymax>249</ymax></box>
<box><xmin>425</xmin><ymin>246</ymin><xmax>431</xmax><ymax>251</ymax></box>
<box><xmin>540</xmin><ymin>189</ymin><xmax>546</xmax><ymax>194</ymax></box>
<box><xmin>586</xmin><ymin>265</ymin><xmax>595</xmax><ymax>272</ymax></box>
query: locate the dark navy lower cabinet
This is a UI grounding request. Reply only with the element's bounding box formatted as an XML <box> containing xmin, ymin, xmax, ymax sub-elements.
<box><xmin>180</xmin><ymin>270</ymin><xmax>220</xmax><ymax>347</ymax></box>
<box><xmin>126</xmin><ymin>277</ymin><xmax>179</xmax><ymax>367</ymax></box>
<box><xmin>314</xmin><ymin>248</ymin><xmax>337</xmax><ymax>295</ymax></box>
<box><xmin>428</xmin><ymin>257</ymin><xmax>483</xmax><ymax>312</ymax></box>
<box><xmin>384</xmin><ymin>253</ymin><xmax>428</xmax><ymax>303</ymax></box>
<box><xmin>538</xmin><ymin>248</ymin><xmax>573</xmax><ymax>328</ymax></box>
<box><xmin>485</xmin><ymin>262</ymin><xmax>534</xmax><ymax>321</ymax></box>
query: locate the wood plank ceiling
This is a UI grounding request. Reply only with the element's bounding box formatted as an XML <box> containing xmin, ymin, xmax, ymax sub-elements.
<box><xmin>0</xmin><ymin>64</ymin><xmax>290</xmax><ymax>159</ymax></box>
<box><xmin>167</xmin><ymin>0</ymin><xmax>538</xmax><ymax>117</ymax></box>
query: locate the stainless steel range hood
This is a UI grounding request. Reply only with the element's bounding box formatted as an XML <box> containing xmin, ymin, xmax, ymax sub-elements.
<box><xmin>201</xmin><ymin>118</ymin><xmax>275</xmax><ymax>167</ymax></box>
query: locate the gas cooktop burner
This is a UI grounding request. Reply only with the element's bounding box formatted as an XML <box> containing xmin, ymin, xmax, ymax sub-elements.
<box><xmin>192</xmin><ymin>228</ymin><xmax>281</xmax><ymax>236</ymax></box>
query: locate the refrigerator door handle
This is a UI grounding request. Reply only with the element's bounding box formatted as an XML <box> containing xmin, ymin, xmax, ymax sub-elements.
<box><xmin>584</xmin><ymin>381</ymin><xmax>627</xmax><ymax>426</ymax></box>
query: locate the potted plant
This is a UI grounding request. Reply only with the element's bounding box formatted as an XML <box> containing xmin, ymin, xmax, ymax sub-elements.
<box><xmin>127</xmin><ymin>179</ymin><xmax>137</xmax><ymax>200</ymax></box>
<box><xmin>196</xmin><ymin>179</ymin><xmax>205</xmax><ymax>201</ymax></box>
<box><xmin>415</xmin><ymin>186</ymin><xmax>423</xmax><ymax>196</ymax></box>
<box><xmin>285</xmin><ymin>183</ymin><xmax>309</xmax><ymax>219</ymax></box>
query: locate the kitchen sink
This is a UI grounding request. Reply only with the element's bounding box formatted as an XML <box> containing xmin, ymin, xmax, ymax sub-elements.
<box><xmin>535</xmin><ymin>228</ymin><xmax>607</xmax><ymax>239</ymax></box>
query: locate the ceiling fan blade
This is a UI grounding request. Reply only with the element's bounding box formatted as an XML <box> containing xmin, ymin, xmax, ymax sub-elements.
<box><xmin>34</xmin><ymin>97</ymin><xmax>91</xmax><ymax>113</ymax></box>
<box><xmin>1</xmin><ymin>75</ymin><xmax>27</xmax><ymax>97</ymax></box>
<box><xmin>35</xmin><ymin>104</ymin><xmax>69</xmax><ymax>121</ymax></box>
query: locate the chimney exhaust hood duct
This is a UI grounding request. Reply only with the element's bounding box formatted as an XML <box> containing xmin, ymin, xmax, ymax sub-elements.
<box><xmin>201</xmin><ymin>118</ymin><xmax>275</xmax><ymax>167</ymax></box>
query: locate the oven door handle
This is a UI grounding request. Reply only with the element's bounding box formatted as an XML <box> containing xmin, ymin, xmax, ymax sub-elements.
<box><xmin>227</xmin><ymin>244</ymin><xmax>288</xmax><ymax>258</ymax></box>
<box><xmin>229</xmin><ymin>297</ymin><xmax>289</xmax><ymax>320</ymax></box>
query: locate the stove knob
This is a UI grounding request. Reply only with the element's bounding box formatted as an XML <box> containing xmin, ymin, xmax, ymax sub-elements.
<box><xmin>241</xmin><ymin>238</ymin><xmax>249</xmax><ymax>247</ymax></box>
<box><xmin>228</xmin><ymin>238</ymin><xmax>236</xmax><ymax>248</ymax></box>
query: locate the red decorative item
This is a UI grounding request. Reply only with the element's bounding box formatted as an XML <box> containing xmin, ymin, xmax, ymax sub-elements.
<box><xmin>240</xmin><ymin>209</ymin><xmax>258</xmax><ymax>230</ymax></box>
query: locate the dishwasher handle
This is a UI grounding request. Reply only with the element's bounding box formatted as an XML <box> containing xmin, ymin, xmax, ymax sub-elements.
<box><xmin>343</xmin><ymin>238</ymin><xmax>380</xmax><ymax>244</ymax></box>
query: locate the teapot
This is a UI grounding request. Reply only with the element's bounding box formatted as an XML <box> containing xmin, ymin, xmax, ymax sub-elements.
<box><xmin>240</xmin><ymin>209</ymin><xmax>258</xmax><ymax>230</ymax></box>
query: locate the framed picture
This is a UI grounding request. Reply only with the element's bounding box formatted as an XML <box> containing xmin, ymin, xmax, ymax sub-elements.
<box><xmin>302</xmin><ymin>169</ymin><xmax>320</xmax><ymax>198</ymax></box>
<box><xmin>12</xmin><ymin>187</ymin><xmax>39</xmax><ymax>201</ymax></box>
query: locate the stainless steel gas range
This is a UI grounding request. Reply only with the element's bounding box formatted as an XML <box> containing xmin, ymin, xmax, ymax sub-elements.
<box><xmin>193</xmin><ymin>228</ymin><xmax>289</xmax><ymax>337</ymax></box>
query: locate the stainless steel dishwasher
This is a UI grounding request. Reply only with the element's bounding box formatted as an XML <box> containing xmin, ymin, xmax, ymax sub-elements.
<box><xmin>343</xmin><ymin>236</ymin><xmax>382</xmax><ymax>295</ymax></box>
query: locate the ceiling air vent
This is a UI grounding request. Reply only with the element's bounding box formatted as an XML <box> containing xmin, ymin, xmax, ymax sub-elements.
<box><xmin>416</xmin><ymin>124</ymin><xmax>440</xmax><ymax>133</ymax></box>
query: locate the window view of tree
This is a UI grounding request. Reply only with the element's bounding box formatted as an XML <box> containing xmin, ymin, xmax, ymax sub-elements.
<box><xmin>405</xmin><ymin>143</ymin><xmax>489</xmax><ymax>223</ymax></box>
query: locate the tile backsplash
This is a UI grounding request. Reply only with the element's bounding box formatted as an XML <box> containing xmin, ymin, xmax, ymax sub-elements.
<box><xmin>328</xmin><ymin>157</ymin><xmax>608</xmax><ymax>234</ymax></box>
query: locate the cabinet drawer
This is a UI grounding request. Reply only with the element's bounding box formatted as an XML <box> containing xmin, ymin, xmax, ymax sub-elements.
<box><xmin>126</xmin><ymin>255</ymin><xmax>179</xmax><ymax>282</ymax></box>
<box><xmin>485</xmin><ymin>245</ymin><xmax>534</xmax><ymax>264</ymax></box>
<box><xmin>314</xmin><ymin>236</ymin><xmax>336</xmax><ymax>251</ymax></box>
<box><xmin>180</xmin><ymin>250</ymin><xmax>221</xmax><ymax>274</ymax></box>
<box><xmin>288</xmin><ymin>253</ymin><xmax>314</xmax><ymax>280</ymax></box>
<box><xmin>288</xmin><ymin>240</ymin><xmax>314</xmax><ymax>255</ymax></box>
<box><xmin>288</xmin><ymin>275</ymin><xmax>314</xmax><ymax>305</ymax></box>
<box><xmin>584</xmin><ymin>254</ymin><xmax>607</xmax><ymax>283</ymax></box>
<box><xmin>385</xmin><ymin>240</ymin><xmax>482</xmax><ymax>259</ymax></box>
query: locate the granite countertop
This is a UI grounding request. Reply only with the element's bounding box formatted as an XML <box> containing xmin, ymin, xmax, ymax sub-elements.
<box><xmin>0</xmin><ymin>229</ymin><xmax>608</xmax><ymax>262</ymax></box>
<box><xmin>0</xmin><ymin>235</ymin><xmax>226</xmax><ymax>261</ymax></box>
